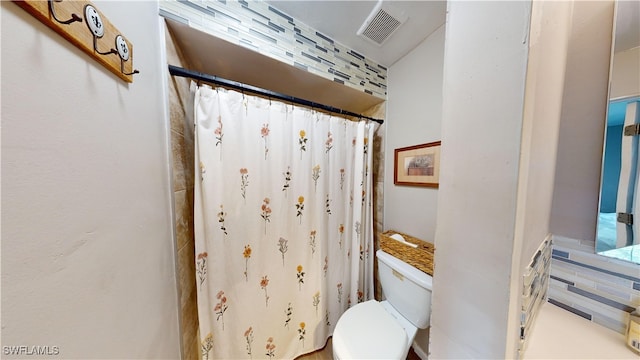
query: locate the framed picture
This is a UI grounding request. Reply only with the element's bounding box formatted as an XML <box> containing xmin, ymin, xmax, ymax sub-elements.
<box><xmin>394</xmin><ymin>141</ymin><xmax>441</xmax><ymax>188</ymax></box>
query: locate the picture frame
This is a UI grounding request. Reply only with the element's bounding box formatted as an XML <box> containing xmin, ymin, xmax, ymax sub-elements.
<box><xmin>394</xmin><ymin>141</ymin><xmax>441</xmax><ymax>188</ymax></box>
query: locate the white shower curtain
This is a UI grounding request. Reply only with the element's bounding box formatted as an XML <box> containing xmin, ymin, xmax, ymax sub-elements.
<box><xmin>193</xmin><ymin>84</ymin><xmax>376</xmax><ymax>360</ymax></box>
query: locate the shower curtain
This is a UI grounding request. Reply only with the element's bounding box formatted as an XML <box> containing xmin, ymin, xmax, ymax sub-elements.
<box><xmin>193</xmin><ymin>83</ymin><xmax>376</xmax><ymax>360</ymax></box>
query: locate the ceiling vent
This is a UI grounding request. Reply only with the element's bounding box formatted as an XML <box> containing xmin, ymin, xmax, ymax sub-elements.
<box><xmin>357</xmin><ymin>0</ymin><xmax>409</xmax><ymax>46</ymax></box>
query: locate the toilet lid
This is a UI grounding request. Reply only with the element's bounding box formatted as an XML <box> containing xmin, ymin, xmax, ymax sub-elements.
<box><xmin>333</xmin><ymin>300</ymin><xmax>408</xmax><ymax>359</ymax></box>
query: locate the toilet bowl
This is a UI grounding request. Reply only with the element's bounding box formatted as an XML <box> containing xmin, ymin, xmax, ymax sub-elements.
<box><xmin>332</xmin><ymin>250</ymin><xmax>433</xmax><ymax>359</ymax></box>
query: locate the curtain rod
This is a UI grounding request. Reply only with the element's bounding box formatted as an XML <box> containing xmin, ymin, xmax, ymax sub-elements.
<box><xmin>168</xmin><ymin>65</ymin><xmax>384</xmax><ymax>125</ymax></box>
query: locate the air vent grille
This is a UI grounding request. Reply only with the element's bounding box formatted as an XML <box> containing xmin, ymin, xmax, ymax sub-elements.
<box><xmin>361</xmin><ymin>9</ymin><xmax>401</xmax><ymax>45</ymax></box>
<box><xmin>357</xmin><ymin>1</ymin><xmax>408</xmax><ymax>46</ymax></box>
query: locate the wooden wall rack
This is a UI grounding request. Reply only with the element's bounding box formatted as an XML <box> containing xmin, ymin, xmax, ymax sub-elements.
<box><xmin>14</xmin><ymin>0</ymin><xmax>138</xmax><ymax>83</ymax></box>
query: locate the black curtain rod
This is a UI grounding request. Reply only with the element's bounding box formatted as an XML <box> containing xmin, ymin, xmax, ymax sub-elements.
<box><xmin>168</xmin><ymin>65</ymin><xmax>384</xmax><ymax>125</ymax></box>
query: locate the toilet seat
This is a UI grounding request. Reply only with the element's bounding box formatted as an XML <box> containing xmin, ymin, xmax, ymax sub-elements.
<box><xmin>333</xmin><ymin>300</ymin><xmax>408</xmax><ymax>359</ymax></box>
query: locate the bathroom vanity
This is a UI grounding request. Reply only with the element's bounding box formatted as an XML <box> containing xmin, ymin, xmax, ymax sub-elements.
<box><xmin>524</xmin><ymin>302</ymin><xmax>636</xmax><ymax>359</ymax></box>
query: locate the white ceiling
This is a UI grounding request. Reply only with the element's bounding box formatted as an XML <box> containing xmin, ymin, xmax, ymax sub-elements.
<box><xmin>265</xmin><ymin>0</ymin><xmax>638</xmax><ymax>64</ymax></box>
<box><xmin>264</xmin><ymin>0</ymin><xmax>447</xmax><ymax>67</ymax></box>
<box><xmin>168</xmin><ymin>0</ymin><xmax>637</xmax><ymax>115</ymax></box>
<box><xmin>615</xmin><ymin>0</ymin><xmax>640</xmax><ymax>52</ymax></box>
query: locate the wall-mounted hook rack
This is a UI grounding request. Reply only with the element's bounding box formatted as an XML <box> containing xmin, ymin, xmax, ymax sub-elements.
<box><xmin>14</xmin><ymin>0</ymin><xmax>138</xmax><ymax>83</ymax></box>
<box><xmin>48</xmin><ymin>0</ymin><xmax>81</xmax><ymax>25</ymax></box>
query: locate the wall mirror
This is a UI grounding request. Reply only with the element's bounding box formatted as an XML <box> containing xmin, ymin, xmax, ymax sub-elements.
<box><xmin>596</xmin><ymin>0</ymin><xmax>640</xmax><ymax>263</ymax></box>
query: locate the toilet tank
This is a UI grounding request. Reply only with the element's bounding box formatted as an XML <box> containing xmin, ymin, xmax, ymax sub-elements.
<box><xmin>377</xmin><ymin>249</ymin><xmax>433</xmax><ymax>329</ymax></box>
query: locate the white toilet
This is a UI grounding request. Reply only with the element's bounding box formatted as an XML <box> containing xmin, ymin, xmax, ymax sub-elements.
<box><xmin>332</xmin><ymin>249</ymin><xmax>433</xmax><ymax>359</ymax></box>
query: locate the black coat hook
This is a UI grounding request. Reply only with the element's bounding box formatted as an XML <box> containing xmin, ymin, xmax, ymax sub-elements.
<box><xmin>115</xmin><ymin>35</ymin><xmax>139</xmax><ymax>76</ymax></box>
<box><xmin>49</xmin><ymin>0</ymin><xmax>81</xmax><ymax>25</ymax></box>
<box><xmin>93</xmin><ymin>36</ymin><xmax>117</xmax><ymax>55</ymax></box>
<box><xmin>84</xmin><ymin>5</ymin><xmax>117</xmax><ymax>56</ymax></box>
<box><xmin>120</xmin><ymin>61</ymin><xmax>139</xmax><ymax>76</ymax></box>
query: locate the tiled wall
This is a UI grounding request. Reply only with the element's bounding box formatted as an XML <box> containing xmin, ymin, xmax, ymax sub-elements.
<box><xmin>365</xmin><ymin>103</ymin><xmax>386</xmax><ymax>300</ymax></box>
<box><xmin>166</xmin><ymin>26</ymin><xmax>200</xmax><ymax>360</ymax></box>
<box><xmin>548</xmin><ymin>235</ymin><xmax>640</xmax><ymax>335</ymax></box>
<box><xmin>519</xmin><ymin>237</ymin><xmax>552</xmax><ymax>356</ymax></box>
<box><xmin>159</xmin><ymin>0</ymin><xmax>388</xmax><ymax>99</ymax></box>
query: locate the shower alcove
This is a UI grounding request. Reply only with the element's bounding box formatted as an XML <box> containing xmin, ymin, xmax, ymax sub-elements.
<box><xmin>163</xmin><ymin>18</ymin><xmax>386</xmax><ymax>359</ymax></box>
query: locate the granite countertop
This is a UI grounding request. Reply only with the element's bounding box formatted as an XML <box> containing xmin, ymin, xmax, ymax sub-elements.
<box><xmin>523</xmin><ymin>302</ymin><xmax>637</xmax><ymax>359</ymax></box>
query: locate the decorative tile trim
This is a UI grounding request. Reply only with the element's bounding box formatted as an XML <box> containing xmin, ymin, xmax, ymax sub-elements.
<box><xmin>552</xmin><ymin>249</ymin><xmax>569</xmax><ymax>258</ymax></box>
<box><xmin>550</xmin><ymin>274</ymin><xmax>574</xmax><ymax>286</ymax></box>
<box><xmin>548</xmin><ymin>298</ymin><xmax>592</xmax><ymax>320</ymax></box>
<box><xmin>160</xmin><ymin>8</ymin><xmax>189</xmax><ymax>24</ymax></box>
<box><xmin>566</xmin><ymin>285</ymin><xmax>635</xmax><ymax>312</ymax></box>
<box><xmin>159</xmin><ymin>0</ymin><xmax>387</xmax><ymax>99</ymax></box>
<box><xmin>552</xmin><ymin>255</ymin><xmax>640</xmax><ymax>282</ymax></box>
<box><xmin>548</xmin><ymin>234</ymin><xmax>640</xmax><ymax>335</ymax></box>
<box><xmin>518</xmin><ymin>236</ymin><xmax>552</xmax><ymax>357</ymax></box>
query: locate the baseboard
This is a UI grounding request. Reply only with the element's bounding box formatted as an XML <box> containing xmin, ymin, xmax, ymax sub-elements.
<box><xmin>412</xmin><ymin>341</ymin><xmax>429</xmax><ymax>360</ymax></box>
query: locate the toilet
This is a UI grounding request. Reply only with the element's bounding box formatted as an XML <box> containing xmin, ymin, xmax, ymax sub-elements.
<box><xmin>332</xmin><ymin>249</ymin><xmax>433</xmax><ymax>359</ymax></box>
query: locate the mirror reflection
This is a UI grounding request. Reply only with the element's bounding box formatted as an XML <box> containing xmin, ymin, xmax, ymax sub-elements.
<box><xmin>596</xmin><ymin>0</ymin><xmax>640</xmax><ymax>263</ymax></box>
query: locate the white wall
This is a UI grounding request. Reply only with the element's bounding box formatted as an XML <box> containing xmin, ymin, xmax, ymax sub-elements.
<box><xmin>384</xmin><ymin>24</ymin><xmax>445</xmax><ymax>242</ymax></box>
<box><xmin>506</xmin><ymin>1</ymin><xmax>575</xmax><ymax>356</ymax></box>
<box><xmin>429</xmin><ymin>1</ymin><xmax>615</xmax><ymax>358</ymax></box>
<box><xmin>1</xmin><ymin>2</ymin><xmax>181</xmax><ymax>358</ymax></box>
<box><xmin>610</xmin><ymin>47</ymin><xmax>640</xmax><ymax>100</ymax></box>
<box><xmin>383</xmin><ymin>24</ymin><xmax>444</xmax><ymax>360</ymax></box>
<box><xmin>384</xmin><ymin>0</ymin><xmax>615</xmax><ymax>358</ymax></box>
<box><xmin>430</xmin><ymin>1</ymin><xmax>531</xmax><ymax>358</ymax></box>
<box><xmin>515</xmin><ymin>0</ymin><xmax>573</xmax><ymax>263</ymax></box>
<box><xmin>549</xmin><ymin>1</ymin><xmax>615</xmax><ymax>242</ymax></box>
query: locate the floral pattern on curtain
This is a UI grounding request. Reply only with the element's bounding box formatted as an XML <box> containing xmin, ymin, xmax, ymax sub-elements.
<box><xmin>193</xmin><ymin>84</ymin><xmax>376</xmax><ymax>360</ymax></box>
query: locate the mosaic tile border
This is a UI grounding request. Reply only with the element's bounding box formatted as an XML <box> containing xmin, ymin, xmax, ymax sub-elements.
<box><xmin>159</xmin><ymin>0</ymin><xmax>387</xmax><ymax>99</ymax></box>
<box><xmin>548</xmin><ymin>235</ymin><xmax>640</xmax><ymax>335</ymax></box>
<box><xmin>518</xmin><ymin>236</ymin><xmax>552</xmax><ymax>356</ymax></box>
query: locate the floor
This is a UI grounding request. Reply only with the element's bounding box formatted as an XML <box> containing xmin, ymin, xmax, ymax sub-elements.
<box><xmin>296</xmin><ymin>338</ymin><xmax>422</xmax><ymax>360</ymax></box>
